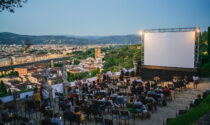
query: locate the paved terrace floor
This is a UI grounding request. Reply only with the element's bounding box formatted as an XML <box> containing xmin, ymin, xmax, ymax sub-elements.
<box><xmin>137</xmin><ymin>79</ymin><xmax>210</xmax><ymax>125</ymax></box>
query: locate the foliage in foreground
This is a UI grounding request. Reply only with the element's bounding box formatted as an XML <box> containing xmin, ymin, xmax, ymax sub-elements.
<box><xmin>200</xmin><ymin>27</ymin><xmax>210</xmax><ymax>77</ymax></box>
<box><xmin>0</xmin><ymin>0</ymin><xmax>28</xmax><ymax>13</ymax></box>
<box><xmin>168</xmin><ymin>95</ymin><xmax>210</xmax><ymax>125</ymax></box>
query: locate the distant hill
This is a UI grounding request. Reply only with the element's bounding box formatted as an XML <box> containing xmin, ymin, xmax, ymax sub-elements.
<box><xmin>0</xmin><ymin>32</ymin><xmax>141</xmax><ymax>45</ymax></box>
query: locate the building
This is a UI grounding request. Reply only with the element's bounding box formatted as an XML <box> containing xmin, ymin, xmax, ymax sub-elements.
<box><xmin>14</xmin><ymin>68</ymin><xmax>28</xmax><ymax>76</ymax></box>
<box><xmin>95</xmin><ymin>48</ymin><xmax>101</xmax><ymax>59</ymax></box>
<box><xmin>51</xmin><ymin>60</ymin><xmax>54</xmax><ymax>67</ymax></box>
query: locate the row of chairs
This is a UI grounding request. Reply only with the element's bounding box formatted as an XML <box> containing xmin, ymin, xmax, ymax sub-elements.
<box><xmin>112</xmin><ymin>110</ymin><xmax>134</xmax><ymax>125</ymax></box>
<box><xmin>95</xmin><ymin>118</ymin><xmax>114</xmax><ymax>125</ymax></box>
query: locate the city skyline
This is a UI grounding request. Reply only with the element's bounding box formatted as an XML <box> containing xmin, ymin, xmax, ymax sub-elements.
<box><xmin>0</xmin><ymin>0</ymin><xmax>210</xmax><ymax>36</ymax></box>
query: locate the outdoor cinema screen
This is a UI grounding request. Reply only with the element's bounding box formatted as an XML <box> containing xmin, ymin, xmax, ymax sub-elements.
<box><xmin>144</xmin><ymin>31</ymin><xmax>195</xmax><ymax>68</ymax></box>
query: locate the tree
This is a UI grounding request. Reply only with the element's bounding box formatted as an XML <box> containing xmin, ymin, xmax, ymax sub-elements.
<box><xmin>208</xmin><ymin>27</ymin><xmax>210</xmax><ymax>62</ymax></box>
<box><xmin>8</xmin><ymin>89</ymin><xmax>12</xmax><ymax>95</ymax></box>
<box><xmin>14</xmin><ymin>71</ymin><xmax>19</xmax><ymax>76</ymax></box>
<box><xmin>73</xmin><ymin>59</ymin><xmax>80</xmax><ymax>65</ymax></box>
<box><xmin>67</xmin><ymin>71</ymin><xmax>90</xmax><ymax>82</ymax></box>
<box><xmin>0</xmin><ymin>0</ymin><xmax>28</xmax><ymax>13</ymax></box>
<box><xmin>91</xmin><ymin>68</ymin><xmax>100</xmax><ymax>77</ymax></box>
<box><xmin>0</xmin><ymin>80</ymin><xmax>7</xmax><ymax>97</ymax></box>
<box><xmin>25</xmin><ymin>39</ymin><xmax>32</xmax><ymax>51</ymax></box>
<box><xmin>103</xmin><ymin>45</ymin><xmax>141</xmax><ymax>72</ymax></box>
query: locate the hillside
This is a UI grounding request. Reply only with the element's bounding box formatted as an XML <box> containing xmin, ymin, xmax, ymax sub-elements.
<box><xmin>0</xmin><ymin>32</ymin><xmax>141</xmax><ymax>45</ymax></box>
<box><xmin>103</xmin><ymin>44</ymin><xmax>141</xmax><ymax>72</ymax></box>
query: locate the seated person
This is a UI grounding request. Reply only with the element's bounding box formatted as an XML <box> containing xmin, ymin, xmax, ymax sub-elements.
<box><xmin>134</xmin><ymin>98</ymin><xmax>142</xmax><ymax>112</ymax></box>
<box><xmin>141</xmin><ymin>104</ymin><xmax>148</xmax><ymax>113</ymax></box>
<box><xmin>1</xmin><ymin>106</ymin><xmax>15</xmax><ymax>123</ymax></box>
<box><xmin>191</xmin><ymin>94</ymin><xmax>202</xmax><ymax>108</ymax></box>
<box><xmin>75</xmin><ymin>87</ymin><xmax>80</xmax><ymax>94</ymax></box>
<box><xmin>108</xmin><ymin>98</ymin><xmax>119</xmax><ymax>109</ymax></box>
<box><xmin>137</xmin><ymin>85</ymin><xmax>144</xmax><ymax>94</ymax></box>
<box><xmin>163</xmin><ymin>86</ymin><xmax>171</xmax><ymax>97</ymax></box>
<box><xmin>129</xmin><ymin>97</ymin><xmax>134</xmax><ymax>105</ymax></box>
<box><xmin>132</xmin><ymin>79</ymin><xmax>137</xmax><ymax>86</ymax></box>
<box><xmin>40</xmin><ymin>101</ymin><xmax>48</xmax><ymax>113</ymax></box>
<box><xmin>178</xmin><ymin>80</ymin><xmax>184</xmax><ymax>87</ymax></box>
<box><xmin>98</xmin><ymin>97</ymin><xmax>105</xmax><ymax>102</ymax></box>
<box><xmin>117</xmin><ymin>82</ymin><xmax>122</xmax><ymax>87</ymax></box>
<box><xmin>136</xmin><ymin>79</ymin><xmax>143</xmax><ymax>85</ymax></box>
<box><xmin>163</xmin><ymin>86</ymin><xmax>170</xmax><ymax>92</ymax></box>
<box><xmin>25</xmin><ymin>95</ymin><xmax>31</xmax><ymax>102</ymax></box>
<box><xmin>116</xmin><ymin>93</ymin><xmax>125</xmax><ymax>105</ymax></box>
<box><xmin>146</xmin><ymin>94</ymin><xmax>157</xmax><ymax>110</ymax></box>
<box><xmin>58</xmin><ymin>98</ymin><xmax>65</xmax><ymax>111</ymax></box>
<box><xmin>147</xmin><ymin>89</ymin><xmax>156</xmax><ymax>95</ymax></box>
<box><xmin>74</xmin><ymin>107</ymin><xmax>85</xmax><ymax>123</ymax></box>
<box><xmin>145</xmin><ymin>81</ymin><xmax>150</xmax><ymax>91</ymax></box>
<box><xmin>127</xmin><ymin>97</ymin><xmax>134</xmax><ymax>112</ymax></box>
<box><xmin>151</xmin><ymin>81</ymin><xmax>157</xmax><ymax>89</ymax></box>
<box><xmin>25</xmin><ymin>95</ymin><xmax>35</xmax><ymax>110</ymax></box>
<box><xmin>51</xmin><ymin>113</ymin><xmax>63</xmax><ymax>125</ymax></box>
<box><xmin>89</xmin><ymin>100</ymin><xmax>101</xmax><ymax>113</ymax></box>
<box><xmin>65</xmin><ymin>99</ymin><xmax>72</xmax><ymax>107</ymax></box>
<box><xmin>173</xmin><ymin>78</ymin><xmax>179</xmax><ymax>88</ymax></box>
<box><xmin>156</xmin><ymin>91</ymin><xmax>164</xmax><ymax>102</ymax></box>
<box><xmin>131</xmin><ymin>85</ymin><xmax>137</xmax><ymax>94</ymax></box>
<box><xmin>184</xmin><ymin>76</ymin><xmax>189</xmax><ymax>86</ymax></box>
<box><xmin>156</xmin><ymin>86</ymin><xmax>163</xmax><ymax>92</ymax></box>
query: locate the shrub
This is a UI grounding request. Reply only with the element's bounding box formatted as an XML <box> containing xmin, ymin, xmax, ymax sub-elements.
<box><xmin>201</xmin><ymin>62</ymin><xmax>210</xmax><ymax>77</ymax></box>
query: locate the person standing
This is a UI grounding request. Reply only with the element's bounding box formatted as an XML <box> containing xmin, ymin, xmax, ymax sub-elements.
<box><xmin>184</xmin><ymin>76</ymin><xmax>189</xmax><ymax>88</ymax></box>
<box><xmin>41</xmin><ymin>88</ymin><xmax>50</xmax><ymax>105</ymax></box>
<box><xmin>34</xmin><ymin>89</ymin><xmax>41</xmax><ymax>109</ymax></box>
<box><xmin>98</xmin><ymin>73</ymin><xmax>102</xmax><ymax>83</ymax></box>
<box><xmin>193</xmin><ymin>74</ymin><xmax>200</xmax><ymax>89</ymax></box>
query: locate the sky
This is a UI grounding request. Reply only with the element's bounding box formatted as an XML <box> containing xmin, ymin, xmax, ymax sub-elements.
<box><xmin>0</xmin><ymin>0</ymin><xmax>210</xmax><ymax>36</ymax></box>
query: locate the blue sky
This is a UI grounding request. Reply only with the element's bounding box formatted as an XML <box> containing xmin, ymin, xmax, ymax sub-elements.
<box><xmin>0</xmin><ymin>0</ymin><xmax>209</xmax><ymax>36</ymax></box>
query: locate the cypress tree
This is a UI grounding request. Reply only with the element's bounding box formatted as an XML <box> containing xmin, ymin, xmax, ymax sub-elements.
<box><xmin>208</xmin><ymin>27</ymin><xmax>210</xmax><ymax>62</ymax></box>
<box><xmin>8</xmin><ymin>89</ymin><xmax>12</xmax><ymax>95</ymax></box>
<box><xmin>0</xmin><ymin>80</ymin><xmax>7</xmax><ymax>97</ymax></box>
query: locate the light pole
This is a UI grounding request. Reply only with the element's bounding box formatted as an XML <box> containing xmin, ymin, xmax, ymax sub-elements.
<box><xmin>196</xmin><ymin>27</ymin><xmax>200</xmax><ymax>68</ymax></box>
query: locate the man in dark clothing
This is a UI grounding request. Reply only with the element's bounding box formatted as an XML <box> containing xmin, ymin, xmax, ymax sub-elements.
<box><xmin>64</xmin><ymin>105</ymin><xmax>76</xmax><ymax>122</ymax></box>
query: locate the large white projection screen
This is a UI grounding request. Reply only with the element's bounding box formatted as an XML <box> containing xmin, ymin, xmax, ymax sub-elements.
<box><xmin>144</xmin><ymin>31</ymin><xmax>195</xmax><ymax>68</ymax></box>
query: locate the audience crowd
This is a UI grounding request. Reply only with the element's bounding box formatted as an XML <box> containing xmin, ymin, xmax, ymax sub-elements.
<box><xmin>0</xmin><ymin>69</ymin><xmax>206</xmax><ymax>125</ymax></box>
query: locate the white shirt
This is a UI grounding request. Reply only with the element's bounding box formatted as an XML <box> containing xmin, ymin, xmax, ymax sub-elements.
<box><xmin>193</xmin><ymin>76</ymin><xmax>199</xmax><ymax>81</ymax></box>
<box><xmin>42</xmin><ymin>90</ymin><xmax>49</xmax><ymax>99</ymax></box>
<box><xmin>107</xmin><ymin>71</ymin><xmax>112</xmax><ymax>77</ymax></box>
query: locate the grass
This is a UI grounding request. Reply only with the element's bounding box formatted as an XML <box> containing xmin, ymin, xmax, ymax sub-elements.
<box><xmin>168</xmin><ymin>94</ymin><xmax>210</xmax><ymax>125</ymax></box>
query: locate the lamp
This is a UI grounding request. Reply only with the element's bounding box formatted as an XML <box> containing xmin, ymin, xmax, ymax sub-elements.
<box><xmin>196</xmin><ymin>27</ymin><xmax>200</xmax><ymax>33</ymax></box>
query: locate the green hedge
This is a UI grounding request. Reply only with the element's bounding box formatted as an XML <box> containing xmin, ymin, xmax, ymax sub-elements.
<box><xmin>168</xmin><ymin>95</ymin><xmax>210</xmax><ymax>125</ymax></box>
<box><xmin>201</xmin><ymin>62</ymin><xmax>210</xmax><ymax>77</ymax></box>
<box><xmin>20</xmin><ymin>88</ymin><xmax>33</xmax><ymax>93</ymax></box>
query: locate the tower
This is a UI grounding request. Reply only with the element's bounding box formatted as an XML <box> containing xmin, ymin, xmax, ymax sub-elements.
<box><xmin>51</xmin><ymin>60</ymin><xmax>54</xmax><ymax>68</ymax></box>
<box><xmin>95</xmin><ymin>48</ymin><xmax>101</xmax><ymax>59</ymax></box>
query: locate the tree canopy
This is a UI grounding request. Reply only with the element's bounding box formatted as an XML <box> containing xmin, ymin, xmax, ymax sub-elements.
<box><xmin>0</xmin><ymin>0</ymin><xmax>28</xmax><ymax>13</ymax></box>
<box><xmin>103</xmin><ymin>44</ymin><xmax>141</xmax><ymax>72</ymax></box>
<box><xmin>0</xmin><ymin>80</ymin><xmax>7</xmax><ymax>97</ymax></box>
